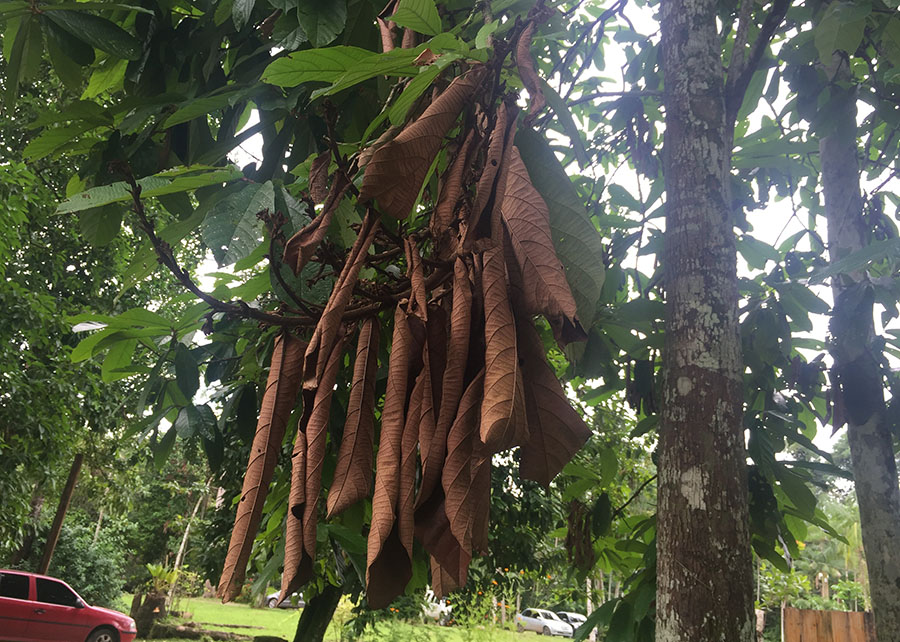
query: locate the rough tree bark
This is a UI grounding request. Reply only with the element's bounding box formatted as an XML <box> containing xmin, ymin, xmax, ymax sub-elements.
<box><xmin>820</xmin><ymin>63</ymin><xmax>900</xmax><ymax>641</ymax></box>
<box><xmin>657</xmin><ymin>0</ymin><xmax>755</xmax><ymax>639</ymax></box>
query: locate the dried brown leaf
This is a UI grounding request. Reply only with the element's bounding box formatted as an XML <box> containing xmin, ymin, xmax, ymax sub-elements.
<box><xmin>308</xmin><ymin>151</ymin><xmax>332</xmax><ymax>204</ymax></box>
<box><xmin>376</xmin><ymin>17</ymin><xmax>396</xmax><ymax>52</ymax></box>
<box><xmin>479</xmin><ymin>247</ymin><xmax>527</xmax><ymax>452</ymax></box>
<box><xmin>516</xmin><ymin>315</ymin><xmax>591</xmax><ymax>487</ymax></box>
<box><xmin>442</xmin><ymin>369</ymin><xmax>485</xmax><ymax>561</ymax></box>
<box><xmin>359</xmin><ymin>67</ymin><xmax>485</xmax><ymax>219</ymax></box>
<box><xmin>405</xmin><ymin>237</ymin><xmax>428</xmax><ymax>323</ymax></box>
<box><xmin>500</xmin><ymin>146</ymin><xmax>584</xmax><ymax>345</ymax></box>
<box><xmin>327</xmin><ymin>318</ymin><xmax>380</xmax><ymax>518</ymax></box>
<box><xmin>367</xmin><ymin>305</ymin><xmax>414</xmax><ymax>607</ymax></box>
<box><xmin>283</xmin><ymin>172</ymin><xmax>352</xmax><ymax>276</ymax></box>
<box><xmin>401</xmin><ymin>27</ymin><xmax>417</xmax><ymax>49</ymax></box>
<box><xmin>468</xmin><ymin>102</ymin><xmax>509</xmax><ymax>238</ymax></box>
<box><xmin>281</xmin><ymin>429</ymin><xmax>305</xmax><ymax>600</ymax></box>
<box><xmin>288</xmin><ymin>326</ymin><xmax>347</xmax><ymax>590</ymax></box>
<box><xmin>432</xmin><ymin>131</ymin><xmax>476</xmax><ymax>258</ymax></box>
<box><xmin>416</xmin><ymin>258</ymin><xmax>471</xmax><ymax>508</ymax></box>
<box><xmin>303</xmin><ymin>212</ymin><xmax>379</xmax><ymax>390</ymax></box>
<box><xmin>430</xmin><ymin>556</ymin><xmax>458</xmax><ymax>599</ymax></box>
<box><xmin>516</xmin><ymin>22</ymin><xmax>546</xmax><ymax>120</ymax></box>
<box><xmin>218</xmin><ymin>332</ymin><xmax>305</xmax><ymax>602</ymax></box>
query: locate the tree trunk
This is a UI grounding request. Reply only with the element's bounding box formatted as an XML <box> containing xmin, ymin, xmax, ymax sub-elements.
<box><xmin>38</xmin><ymin>453</ymin><xmax>83</xmax><ymax>574</ymax></box>
<box><xmin>167</xmin><ymin>488</ymin><xmax>207</xmax><ymax>610</ymax></box>
<box><xmin>657</xmin><ymin>0</ymin><xmax>754</xmax><ymax>639</ymax></box>
<box><xmin>820</xmin><ymin>66</ymin><xmax>900</xmax><ymax>641</ymax></box>
<box><xmin>292</xmin><ymin>583</ymin><xmax>342</xmax><ymax>642</ymax></box>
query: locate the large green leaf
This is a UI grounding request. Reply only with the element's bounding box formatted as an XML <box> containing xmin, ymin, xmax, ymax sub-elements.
<box><xmin>813</xmin><ymin>1</ymin><xmax>871</xmax><ymax>64</ymax></box>
<box><xmin>261</xmin><ymin>45</ymin><xmax>375</xmax><ymax>87</ymax></box>
<box><xmin>311</xmin><ymin>47</ymin><xmax>425</xmax><ymax>98</ymax></box>
<box><xmin>232</xmin><ymin>0</ymin><xmax>255</xmax><ymax>30</ymax></box>
<box><xmin>297</xmin><ymin>0</ymin><xmax>346</xmax><ymax>48</ymax></box>
<box><xmin>388</xmin><ymin>0</ymin><xmax>442</xmax><ymax>36</ymax></box>
<box><xmin>516</xmin><ymin>128</ymin><xmax>606</xmax><ymax>330</ymax></box>
<box><xmin>78</xmin><ymin>204</ymin><xmax>123</xmax><ymax>245</ymax></box>
<box><xmin>3</xmin><ymin>14</ymin><xmax>36</xmax><ymax>108</ymax></box>
<box><xmin>44</xmin><ymin>10</ymin><xmax>142</xmax><ymax>60</ymax></box>
<box><xmin>809</xmin><ymin>238</ymin><xmax>900</xmax><ymax>284</ymax></box>
<box><xmin>388</xmin><ymin>64</ymin><xmax>443</xmax><ymax>126</ymax></box>
<box><xmin>540</xmin><ymin>79</ymin><xmax>588</xmax><ymax>169</ymax></box>
<box><xmin>163</xmin><ymin>87</ymin><xmax>254</xmax><ymax>127</ymax></box>
<box><xmin>57</xmin><ymin>166</ymin><xmax>243</xmax><ymax>213</ymax></box>
<box><xmin>201</xmin><ymin>180</ymin><xmax>275</xmax><ymax>266</ymax></box>
<box><xmin>40</xmin><ymin>14</ymin><xmax>94</xmax><ymax>65</ymax></box>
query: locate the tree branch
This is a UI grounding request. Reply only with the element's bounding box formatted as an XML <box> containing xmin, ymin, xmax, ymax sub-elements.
<box><xmin>724</xmin><ymin>0</ymin><xmax>790</xmax><ymax>127</ymax></box>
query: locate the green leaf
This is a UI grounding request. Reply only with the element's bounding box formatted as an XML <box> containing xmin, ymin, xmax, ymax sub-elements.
<box><xmin>591</xmin><ymin>493</ymin><xmax>612</xmax><ymax>537</ymax></box>
<box><xmin>515</xmin><ymin>128</ymin><xmax>606</xmax><ymax>330</ymax></box>
<box><xmin>475</xmin><ymin>21</ymin><xmax>499</xmax><ymax>49</ymax></box>
<box><xmin>232</xmin><ymin>0</ymin><xmax>255</xmax><ymax>30</ymax></box>
<box><xmin>574</xmin><ymin>601</ymin><xmax>615</xmax><ymax>642</ymax></box>
<box><xmin>71</xmin><ymin>327</ymin><xmax>117</xmax><ymax>362</ymax></box>
<box><xmin>773</xmin><ymin>466</ymin><xmax>817</xmax><ymax>519</ymax></box>
<box><xmin>814</xmin><ymin>1</ymin><xmax>871</xmax><ymax>64</ymax></box>
<box><xmin>325</xmin><ymin>523</ymin><xmax>367</xmax><ymax>554</ymax></box>
<box><xmin>736</xmin><ymin>234</ymin><xmax>780</xmax><ymax>270</ymax></box>
<box><xmin>81</xmin><ymin>57</ymin><xmax>128</xmax><ymax>99</ymax></box>
<box><xmin>151</xmin><ymin>427</ymin><xmax>177</xmax><ymax>468</ymax></box>
<box><xmin>201</xmin><ymin>181</ymin><xmax>275</xmax><ymax>266</ymax></box>
<box><xmin>540</xmin><ymin>79</ymin><xmax>588</xmax><ymax>169</ymax></box>
<box><xmin>606</xmin><ymin>601</ymin><xmax>634</xmax><ymax>642</ymax></box>
<box><xmin>389</xmin><ymin>0</ymin><xmax>442</xmax><ymax>36</ymax></box>
<box><xmin>297</xmin><ymin>0</ymin><xmax>346</xmax><ymax>48</ymax></box>
<box><xmin>24</xmin><ymin>122</ymin><xmax>98</xmax><ymax>161</ymax></box>
<box><xmin>262</xmin><ymin>45</ymin><xmax>375</xmax><ymax>87</ymax></box>
<box><xmin>101</xmin><ymin>338</ymin><xmax>137</xmax><ymax>382</ymax></box>
<box><xmin>44</xmin><ymin>20</ymin><xmax>87</xmax><ymax>90</ymax></box>
<box><xmin>174</xmin><ymin>344</ymin><xmax>200</xmax><ymax>400</ymax></box>
<box><xmin>310</xmin><ymin>47</ymin><xmax>423</xmax><ymax>98</ymax></box>
<box><xmin>3</xmin><ymin>14</ymin><xmax>35</xmax><ymax>109</ymax></box>
<box><xmin>388</xmin><ymin>65</ymin><xmax>442</xmax><ymax>126</ymax></box>
<box><xmin>174</xmin><ymin>404</ymin><xmax>210</xmax><ymax>439</ymax></box>
<box><xmin>78</xmin><ymin>204</ymin><xmax>123</xmax><ymax>245</ymax></box>
<box><xmin>44</xmin><ymin>10</ymin><xmax>142</xmax><ymax>60</ymax></box>
<box><xmin>163</xmin><ymin>87</ymin><xmax>254</xmax><ymax>128</ymax></box>
<box><xmin>775</xmin><ymin>282</ymin><xmax>830</xmax><ymax>315</ymax></box>
<box><xmin>808</xmin><ymin>238</ymin><xmax>900</xmax><ymax>284</ymax></box>
<box><xmin>57</xmin><ymin>166</ymin><xmax>243</xmax><ymax>213</ymax></box>
<box><xmin>40</xmin><ymin>14</ymin><xmax>94</xmax><ymax>65</ymax></box>
<box><xmin>599</xmin><ymin>448</ymin><xmax>618</xmax><ymax>488</ymax></box>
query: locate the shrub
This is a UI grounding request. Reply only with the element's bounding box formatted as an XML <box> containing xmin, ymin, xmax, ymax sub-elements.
<box><xmin>39</xmin><ymin>524</ymin><xmax>126</xmax><ymax>607</ymax></box>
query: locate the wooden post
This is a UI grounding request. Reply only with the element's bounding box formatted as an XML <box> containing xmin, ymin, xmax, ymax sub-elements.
<box><xmin>38</xmin><ymin>453</ymin><xmax>83</xmax><ymax>574</ymax></box>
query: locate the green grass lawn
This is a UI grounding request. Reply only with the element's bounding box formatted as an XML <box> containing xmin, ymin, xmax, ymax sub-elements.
<box><xmin>134</xmin><ymin>595</ymin><xmax>546</xmax><ymax>641</ymax></box>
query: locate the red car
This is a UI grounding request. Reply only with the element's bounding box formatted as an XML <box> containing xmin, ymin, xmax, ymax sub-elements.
<box><xmin>0</xmin><ymin>569</ymin><xmax>137</xmax><ymax>642</ymax></box>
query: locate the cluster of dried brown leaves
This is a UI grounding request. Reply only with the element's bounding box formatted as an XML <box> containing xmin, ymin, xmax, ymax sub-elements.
<box><xmin>217</xmin><ymin>21</ymin><xmax>591</xmax><ymax>610</ymax></box>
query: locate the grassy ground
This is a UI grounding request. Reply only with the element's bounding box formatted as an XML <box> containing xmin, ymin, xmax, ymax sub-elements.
<box><xmin>128</xmin><ymin>595</ymin><xmax>546</xmax><ymax>641</ymax></box>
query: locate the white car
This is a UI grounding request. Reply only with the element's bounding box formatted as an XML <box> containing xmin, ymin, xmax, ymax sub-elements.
<box><xmin>266</xmin><ymin>591</ymin><xmax>304</xmax><ymax>608</ymax></box>
<box><xmin>557</xmin><ymin>611</ymin><xmax>588</xmax><ymax>631</ymax></box>
<box><xmin>516</xmin><ymin>608</ymin><xmax>574</xmax><ymax>637</ymax></box>
<box><xmin>422</xmin><ymin>589</ymin><xmax>452</xmax><ymax>624</ymax></box>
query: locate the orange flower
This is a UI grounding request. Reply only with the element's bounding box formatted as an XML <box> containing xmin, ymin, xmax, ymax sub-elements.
<box><xmin>504</xmin><ymin>567</ymin><xmax>509</xmax><ymax>572</ymax></box>
<box><xmin>478</xmin><ymin>591</ymin><xmax>483</xmax><ymax>595</ymax></box>
<box><xmin>492</xmin><ymin>580</ymin><xmax>498</xmax><ymax>585</ymax></box>
<box><xmin>546</xmin><ymin>574</ymin><xmax>552</xmax><ymax>579</ymax></box>
<box><xmin>519</xmin><ymin>570</ymin><xmax>524</xmax><ymax>575</ymax></box>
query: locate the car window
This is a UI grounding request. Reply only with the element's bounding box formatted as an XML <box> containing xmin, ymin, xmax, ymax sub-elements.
<box><xmin>523</xmin><ymin>609</ymin><xmax>532</xmax><ymax>617</ymax></box>
<box><xmin>0</xmin><ymin>573</ymin><xmax>29</xmax><ymax>600</ymax></box>
<box><xmin>35</xmin><ymin>578</ymin><xmax>80</xmax><ymax>607</ymax></box>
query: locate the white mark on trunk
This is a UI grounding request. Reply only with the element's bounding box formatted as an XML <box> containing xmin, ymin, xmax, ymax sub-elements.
<box><xmin>676</xmin><ymin>376</ymin><xmax>693</xmax><ymax>395</ymax></box>
<box><xmin>680</xmin><ymin>466</ymin><xmax>708</xmax><ymax>510</ymax></box>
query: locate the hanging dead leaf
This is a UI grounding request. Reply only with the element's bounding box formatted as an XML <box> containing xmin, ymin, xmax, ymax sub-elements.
<box><xmin>359</xmin><ymin>67</ymin><xmax>485</xmax><ymax>219</ymax></box>
<box><xmin>218</xmin><ymin>332</ymin><xmax>305</xmax><ymax>602</ymax></box>
<box><xmin>308</xmin><ymin>151</ymin><xmax>332</xmax><ymax>205</ymax></box>
<box><xmin>442</xmin><ymin>369</ymin><xmax>486</xmax><ymax>569</ymax></box>
<box><xmin>432</xmin><ymin>131</ymin><xmax>476</xmax><ymax>258</ymax></box>
<box><xmin>417</xmin><ymin>258</ymin><xmax>471</xmax><ymax>508</ymax></box>
<box><xmin>479</xmin><ymin>247</ymin><xmax>527</xmax><ymax>452</ymax></box>
<box><xmin>500</xmin><ymin>146</ymin><xmax>584</xmax><ymax>345</ymax></box>
<box><xmin>413</xmin><ymin>48</ymin><xmax>437</xmax><ymax>66</ymax></box>
<box><xmin>367</xmin><ymin>304</ymin><xmax>414</xmax><ymax>607</ymax></box>
<box><xmin>468</xmin><ymin>102</ymin><xmax>510</xmax><ymax>240</ymax></box>
<box><xmin>376</xmin><ymin>17</ymin><xmax>396</xmax><ymax>52</ymax></box>
<box><xmin>327</xmin><ymin>318</ymin><xmax>380</xmax><ymax>518</ymax></box>
<box><xmin>401</xmin><ymin>28</ymin><xmax>417</xmax><ymax>49</ymax></box>
<box><xmin>516</xmin><ymin>22</ymin><xmax>546</xmax><ymax>120</ymax></box>
<box><xmin>303</xmin><ymin>211</ymin><xmax>379</xmax><ymax>390</ymax></box>
<box><xmin>430</xmin><ymin>556</ymin><xmax>459</xmax><ymax>599</ymax></box>
<box><xmin>281</xmin><ymin>429</ymin><xmax>305</xmax><ymax>601</ymax></box>
<box><xmin>283</xmin><ymin>172</ymin><xmax>352</xmax><ymax>275</ymax></box>
<box><xmin>516</xmin><ymin>314</ymin><xmax>591</xmax><ymax>487</ymax></box>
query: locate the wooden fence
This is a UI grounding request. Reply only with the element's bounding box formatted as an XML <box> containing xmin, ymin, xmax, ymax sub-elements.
<box><xmin>783</xmin><ymin>607</ymin><xmax>877</xmax><ymax>642</ymax></box>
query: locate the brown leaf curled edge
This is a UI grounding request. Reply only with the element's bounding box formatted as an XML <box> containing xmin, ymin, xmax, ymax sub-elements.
<box><xmin>516</xmin><ymin>22</ymin><xmax>546</xmax><ymax>119</ymax></box>
<box><xmin>500</xmin><ymin>146</ymin><xmax>585</xmax><ymax>346</ymax></box>
<box><xmin>281</xmin><ymin>429</ymin><xmax>305</xmax><ymax>600</ymax></box>
<box><xmin>218</xmin><ymin>332</ymin><xmax>305</xmax><ymax>602</ymax></box>
<box><xmin>359</xmin><ymin>66</ymin><xmax>485</xmax><ymax>219</ymax></box>
<box><xmin>367</xmin><ymin>304</ymin><xmax>413</xmax><ymax>607</ymax></box>
<box><xmin>479</xmin><ymin>246</ymin><xmax>527</xmax><ymax>452</ymax></box>
<box><xmin>516</xmin><ymin>314</ymin><xmax>591</xmax><ymax>487</ymax></box>
<box><xmin>327</xmin><ymin>318</ymin><xmax>379</xmax><ymax>518</ymax></box>
<box><xmin>282</xmin><ymin>172</ymin><xmax>352</xmax><ymax>276</ymax></box>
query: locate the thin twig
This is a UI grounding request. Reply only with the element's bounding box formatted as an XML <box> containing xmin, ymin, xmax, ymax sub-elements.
<box><xmin>611</xmin><ymin>474</ymin><xmax>657</xmax><ymax>522</ymax></box>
